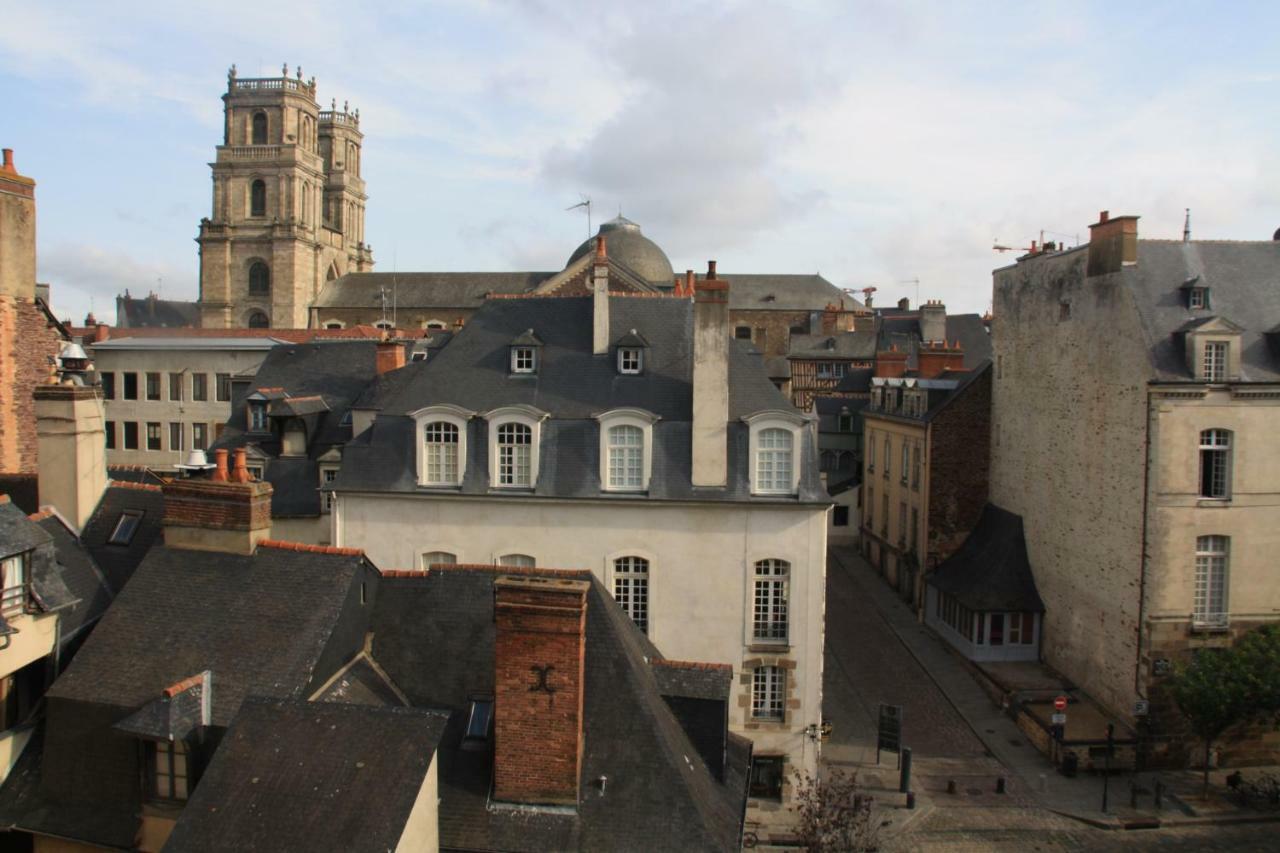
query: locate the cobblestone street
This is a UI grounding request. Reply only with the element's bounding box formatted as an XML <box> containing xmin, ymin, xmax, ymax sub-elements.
<box><xmin>822</xmin><ymin>546</ymin><xmax>1280</xmax><ymax>851</ymax></box>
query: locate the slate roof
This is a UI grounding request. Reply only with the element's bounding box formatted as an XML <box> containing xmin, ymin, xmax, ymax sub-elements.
<box><xmin>721</xmin><ymin>273</ymin><xmax>857</xmax><ymax>312</ymax></box>
<box><xmin>874</xmin><ymin>311</ymin><xmax>992</xmax><ymax>369</ymax></box>
<box><xmin>1123</xmin><ymin>240</ymin><xmax>1280</xmax><ymax>382</ymax></box>
<box><xmin>788</xmin><ymin>331</ymin><xmax>878</xmax><ymax>360</ymax></box>
<box><xmin>339</xmin><ymin>295</ymin><xmax>827</xmax><ymax>505</ymax></box>
<box><xmin>370</xmin><ymin>567</ymin><xmax>747</xmax><ymax>851</ymax></box>
<box><xmin>214</xmin><ymin>340</ymin><xmax>386</xmax><ymax>517</ymax></box>
<box><xmin>651</xmin><ymin>660</ymin><xmax>733</xmax><ymax>702</ymax></box>
<box><xmin>164</xmin><ymin>699</ymin><xmax>449</xmax><ymax>853</ymax></box>
<box><xmin>928</xmin><ymin>504</ymin><xmax>1045</xmax><ymax>612</ymax></box>
<box><xmin>33</xmin><ymin>514</ymin><xmax>113</xmax><ymax>640</ymax></box>
<box><xmin>114</xmin><ymin>293</ymin><xmax>200</xmax><ymax>328</ymax></box>
<box><xmin>45</xmin><ymin>544</ymin><xmax>370</xmax><ymax>726</ymax></box>
<box><xmin>313</xmin><ymin>272</ymin><xmax>553</xmax><ymax>310</ymax></box>
<box><xmin>0</xmin><ymin>496</ymin><xmax>48</xmax><ymax>558</ymax></box>
<box><xmin>80</xmin><ymin>483</ymin><xmax>166</xmax><ymax>594</ymax></box>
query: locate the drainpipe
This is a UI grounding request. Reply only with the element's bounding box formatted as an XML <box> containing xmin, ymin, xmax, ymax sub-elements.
<box><xmin>1134</xmin><ymin>390</ymin><xmax>1154</xmax><ymax>701</ymax></box>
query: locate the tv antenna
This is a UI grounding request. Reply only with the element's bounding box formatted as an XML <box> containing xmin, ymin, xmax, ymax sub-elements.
<box><xmin>566</xmin><ymin>196</ymin><xmax>592</xmax><ymax>239</ymax></box>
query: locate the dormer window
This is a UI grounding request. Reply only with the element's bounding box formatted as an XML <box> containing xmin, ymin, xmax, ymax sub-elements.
<box><xmin>485</xmin><ymin>406</ymin><xmax>547</xmax><ymax>490</ymax></box>
<box><xmin>618</xmin><ymin>348</ymin><xmax>643</xmax><ymax>374</ymax></box>
<box><xmin>248</xmin><ymin>401</ymin><xmax>268</xmax><ymax>432</ymax></box>
<box><xmin>1188</xmin><ymin>288</ymin><xmax>1206</xmax><ymax>309</ymax></box>
<box><xmin>744</xmin><ymin>411</ymin><xmax>809</xmax><ymax>496</ymax></box>
<box><xmin>1203</xmin><ymin>341</ymin><xmax>1228</xmax><ymax>382</ymax></box>
<box><xmin>596</xmin><ymin>408</ymin><xmax>659</xmax><ymax>492</ymax></box>
<box><xmin>411</xmin><ymin>404</ymin><xmax>473</xmax><ymax>488</ymax></box>
<box><xmin>509</xmin><ymin>329</ymin><xmax>542</xmax><ymax>375</ymax></box>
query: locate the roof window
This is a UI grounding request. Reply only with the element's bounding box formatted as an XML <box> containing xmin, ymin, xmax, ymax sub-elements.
<box><xmin>108</xmin><ymin>510</ymin><xmax>144</xmax><ymax>546</ymax></box>
<box><xmin>509</xmin><ymin>329</ymin><xmax>542</xmax><ymax>375</ymax></box>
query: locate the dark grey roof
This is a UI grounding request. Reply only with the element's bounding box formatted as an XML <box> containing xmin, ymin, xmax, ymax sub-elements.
<box><xmin>115</xmin><ymin>293</ymin><xmax>199</xmax><ymax>328</ymax></box>
<box><xmin>651</xmin><ymin>661</ymin><xmax>733</xmax><ymax>701</ymax></box>
<box><xmin>338</xmin><ymin>295</ymin><xmax>827</xmax><ymax>505</ymax></box>
<box><xmin>722</xmin><ymin>274</ymin><xmax>856</xmax><ymax>312</ymax></box>
<box><xmin>215</xmin><ymin>341</ymin><xmax>383</xmax><ymax>517</ymax></box>
<box><xmin>314</xmin><ymin>652</ymin><xmax>407</xmax><ymax>707</ymax></box>
<box><xmin>370</xmin><ymin>568</ymin><xmax>746</xmax><ymax>852</ymax></box>
<box><xmin>510</xmin><ymin>328</ymin><xmax>543</xmax><ymax>346</ymax></box>
<box><xmin>313</xmin><ymin>271</ymin><xmax>552</xmax><ymax>309</ymax></box>
<box><xmin>164</xmin><ymin>699</ymin><xmax>448</xmax><ymax>853</ymax></box>
<box><xmin>0</xmin><ymin>497</ymin><xmax>48</xmax><ymax>558</ymax></box>
<box><xmin>113</xmin><ymin>675</ymin><xmax>208</xmax><ymax>741</ymax></box>
<box><xmin>80</xmin><ymin>484</ymin><xmax>165</xmax><ymax>594</ymax></box>
<box><xmin>34</xmin><ymin>514</ymin><xmax>113</xmax><ymax>640</ymax></box>
<box><xmin>45</xmin><ymin>544</ymin><xmax>370</xmax><ymax>727</ymax></box>
<box><xmin>788</xmin><ymin>331</ymin><xmax>877</xmax><ymax>360</ymax></box>
<box><xmin>873</xmin><ymin>311</ymin><xmax>991</xmax><ymax>369</ymax></box>
<box><xmin>928</xmin><ymin>504</ymin><xmax>1045</xmax><ymax>612</ymax></box>
<box><xmin>0</xmin><ymin>476</ymin><xmax>39</xmax><ymax>514</ymax></box>
<box><xmin>1125</xmin><ymin>240</ymin><xmax>1280</xmax><ymax>381</ymax></box>
<box><xmin>567</xmin><ymin>216</ymin><xmax>675</xmax><ymax>284</ymax></box>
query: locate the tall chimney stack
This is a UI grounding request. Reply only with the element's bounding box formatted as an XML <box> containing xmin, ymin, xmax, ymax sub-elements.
<box><xmin>1086</xmin><ymin>210</ymin><xmax>1139</xmax><ymax>277</ymax></box>
<box><xmin>34</xmin><ymin>382</ymin><xmax>108</xmax><ymax>530</ymax></box>
<box><xmin>493</xmin><ymin>575</ymin><xmax>589</xmax><ymax>805</ymax></box>
<box><xmin>919</xmin><ymin>299</ymin><xmax>946</xmax><ymax>345</ymax></box>
<box><xmin>162</xmin><ymin>451</ymin><xmax>273</xmax><ymax>555</ymax></box>
<box><xmin>375</xmin><ymin>340</ymin><xmax>405</xmax><ymax>375</ymax></box>
<box><xmin>691</xmin><ymin>262</ymin><xmax>730</xmax><ymax>487</ymax></box>
<box><xmin>593</xmin><ymin>235</ymin><xmax>610</xmax><ymax>355</ymax></box>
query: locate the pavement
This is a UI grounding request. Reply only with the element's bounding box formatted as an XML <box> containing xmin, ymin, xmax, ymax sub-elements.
<box><xmin>820</xmin><ymin>545</ymin><xmax>1280</xmax><ymax>850</ymax></box>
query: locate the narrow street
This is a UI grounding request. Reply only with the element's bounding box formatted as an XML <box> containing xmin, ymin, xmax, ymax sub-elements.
<box><xmin>822</xmin><ymin>546</ymin><xmax>1280</xmax><ymax>851</ymax></box>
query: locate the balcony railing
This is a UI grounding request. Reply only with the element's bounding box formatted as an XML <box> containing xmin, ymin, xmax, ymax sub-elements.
<box><xmin>318</xmin><ymin>110</ymin><xmax>359</xmax><ymax>127</ymax></box>
<box><xmin>231</xmin><ymin>77</ymin><xmax>314</xmax><ymax>95</ymax></box>
<box><xmin>1</xmin><ymin>582</ymin><xmax>30</xmax><ymax>616</ymax></box>
<box><xmin>220</xmin><ymin>145</ymin><xmax>282</xmax><ymax>160</ymax></box>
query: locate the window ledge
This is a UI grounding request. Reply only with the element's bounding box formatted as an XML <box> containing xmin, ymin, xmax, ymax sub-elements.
<box><xmin>1195</xmin><ymin>498</ymin><xmax>1232</xmax><ymax>507</ymax></box>
<box><xmin>748</xmin><ymin>642</ymin><xmax>791</xmax><ymax>653</ymax></box>
<box><xmin>1189</xmin><ymin>622</ymin><xmax>1230</xmax><ymax>635</ymax></box>
<box><xmin>417</xmin><ymin>482</ymin><xmax>463</xmax><ymax>491</ymax></box>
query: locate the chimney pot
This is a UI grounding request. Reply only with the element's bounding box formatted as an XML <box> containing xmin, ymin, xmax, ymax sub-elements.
<box><xmin>376</xmin><ymin>340</ymin><xmax>406</xmax><ymax>375</ymax></box>
<box><xmin>94</xmin><ymin>323</ymin><xmax>110</xmax><ymax>343</ymax></box>
<box><xmin>1099</xmin><ymin>210</ymin><xmax>1109</xmax><ymax>223</ymax></box>
<box><xmin>595</xmin><ymin>234</ymin><xmax>607</xmax><ymax>262</ymax></box>
<box><xmin>707</xmin><ymin>260</ymin><xmax>717</xmax><ymax>279</ymax></box>
<box><xmin>212</xmin><ymin>448</ymin><xmax>230</xmax><ymax>482</ymax></box>
<box><xmin>232</xmin><ymin>448</ymin><xmax>252</xmax><ymax>483</ymax></box>
<box><xmin>1</xmin><ymin>148</ymin><xmax>12</xmax><ymax>173</ymax></box>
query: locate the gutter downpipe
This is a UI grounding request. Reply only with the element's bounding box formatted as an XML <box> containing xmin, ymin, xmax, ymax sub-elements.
<box><xmin>1135</xmin><ymin>388</ymin><xmax>1153</xmax><ymax>702</ymax></box>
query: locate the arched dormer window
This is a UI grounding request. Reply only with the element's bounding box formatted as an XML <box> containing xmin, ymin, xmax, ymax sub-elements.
<box><xmin>595</xmin><ymin>408</ymin><xmax>659</xmax><ymax>492</ymax></box>
<box><xmin>743</xmin><ymin>410</ymin><xmax>810</xmax><ymax>496</ymax></box>
<box><xmin>484</xmin><ymin>406</ymin><xmax>547</xmax><ymax>489</ymax></box>
<box><xmin>410</xmin><ymin>405</ymin><xmax>473</xmax><ymax>487</ymax></box>
<box><xmin>250</xmin><ymin>180</ymin><xmax>267</xmax><ymax>217</ymax></box>
<box><xmin>252</xmin><ymin>111</ymin><xmax>268</xmax><ymax>145</ymax></box>
<box><xmin>247</xmin><ymin>311</ymin><xmax>270</xmax><ymax>329</ymax></box>
<box><xmin>248</xmin><ymin>261</ymin><xmax>270</xmax><ymax>295</ymax></box>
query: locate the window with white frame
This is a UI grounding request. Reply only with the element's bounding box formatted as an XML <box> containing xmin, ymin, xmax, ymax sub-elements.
<box><xmin>511</xmin><ymin>346</ymin><xmax>536</xmax><ymax>374</ymax></box>
<box><xmin>912</xmin><ymin>443</ymin><xmax>921</xmax><ymax>490</ymax></box>
<box><xmin>618</xmin><ymin>347</ymin><xmax>643</xmax><ymax>374</ymax></box>
<box><xmin>1</xmin><ymin>552</ymin><xmax>29</xmax><ymax>614</ymax></box>
<box><xmin>756</xmin><ymin>429</ymin><xmax>794</xmax><ymax>493</ymax></box>
<box><xmin>424</xmin><ymin>422</ymin><xmax>460</xmax><ymax>485</ymax></box>
<box><xmin>1198</xmin><ymin>429</ymin><xmax>1232</xmax><ymax>499</ymax></box>
<box><xmin>1202</xmin><ymin>341</ymin><xmax>1228</xmax><ymax>382</ymax></box>
<box><xmin>320</xmin><ymin>467</ymin><xmax>339</xmax><ymax>512</ymax></box>
<box><xmin>422</xmin><ymin>551</ymin><xmax>457</xmax><ymax>568</ymax></box>
<box><xmin>613</xmin><ymin>556</ymin><xmax>649</xmax><ymax>633</ymax></box>
<box><xmin>1189</xmin><ymin>288</ymin><xmax>1206</xmax><ymax>309</ymax></box>
<box><xmin>248</xmin><ymin>402</ymin><xmax>268</xmax><ymax>432</ymax></box>
<box><xmin>1194</xmin><ymin>535</ymin><xmax>1229</xmax><ymax>627</ymax></box>
<box><xmin>866</xmin><ymin>430</ymin><xmax>875</xmax><ymax>472</ymax></box>
<box><xmin>497</xmin><ymin>422</ymin><xmax>532</xmax><ymax>486</ymax></box>
<box><xmin>149</xmin><ymin>740</ymin><xmax>189</xmax><ymax>802</ymax></box>
<box><xmin>607</xmin><ymin>425</ymin><xmax>644</xmax><ymax>489</ymax></box>
<box><xmin>751</xmin><ymin>666</ymin><xmax>785</xmax><ymax>720</ymax></box>
<box><xmin>498</xmin><ymin>553</ymin><xmax>535</xmax><ymax>568</ymax></box>
<box><xmin>753</xmin><ymin>559</ymin><xmax>789</xmax><ymax>643</ymax></box>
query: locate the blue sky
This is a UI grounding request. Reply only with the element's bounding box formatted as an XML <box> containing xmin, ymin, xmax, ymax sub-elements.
<box><xmin>3</xmin><ymin>1</ymin><xmax>1279</xmax><ymax>324</ymax></box>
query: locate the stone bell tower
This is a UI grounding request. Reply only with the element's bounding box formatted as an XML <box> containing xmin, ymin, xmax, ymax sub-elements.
<box><xmin>197</xmin><ymin>64</ymin><xmax>374</xmax><ymax>329</ymax></box>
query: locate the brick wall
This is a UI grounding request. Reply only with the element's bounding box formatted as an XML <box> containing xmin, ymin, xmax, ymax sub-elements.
<box><xmin>0</xmin><ymin>298</ymin><xmax>67</xmax><ymax>473</ymax></box>
<box><xmin>162</xmin><ymin>479</ymin><xmax>273</xmax><ymax>530</ymax></box>
<box><xmin>927</xmin><ymin>367</ymin><xmax>991</xmax><ymax>566</ymax></box>
<box><xmin>492</xmin><ymin>576</ymin><xmax>588</xmax><ymax>805</ymax></box>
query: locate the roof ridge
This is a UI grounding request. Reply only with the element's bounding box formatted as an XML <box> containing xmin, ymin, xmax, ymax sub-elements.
<box><xmin>651</xmin><ymin>658</ymin><xmax>732</xmax><ymax>672</ymax></box>
<box><xmin>108</xmin><ymin>480</ymin><xmax>163</xmax><ymax>493</ymax></box>
<box><xmin>256</xmin><ymin>539</ymin><xmax>364</xmax><ymax>556</ymax></box>
<box><xmin>27</xmin><ymin>509</ymin><xmax>54</xmax><ymax>522</ymax></box>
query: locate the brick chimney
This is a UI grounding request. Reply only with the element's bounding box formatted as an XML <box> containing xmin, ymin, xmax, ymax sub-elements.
<box><xmin>34</xmin><ymin>383</ymin><xmax>108</xmax><ymax>530</ymax></box>
<box><xmin>919</xmin><ymin>299</ymin><xmax>946</xmax><ymax>345</ymax></box>
<box><xmin>692</xmin><ymin>262</ymin><xmax>730</xmax><ymax>487</ymax></box>
<box><xmin>162</xmin><ymin>448</ymin><xmax>273</xmax><ymax>555</ymax></box>
<box><xmin>493</xmin><ymin>575</ymin><xmax>589</xmax><ymax>805</ymax></box>
<box><xmin>1086</xmin><ymin>210</ymin><xmax>1139</xmax><ymax>277</ymax></box>
<box><xmin>375</xmin><ymin>340</ymin><xmax>404</xmax><ymax>375</ymax></box>
<box><xmin>875</xmin><ymin>345</ymin><xmax>908</xmax><ymax>379</ymax></box>
<box><xmin>916</xmin><ymin>340</ymin><xmax>965</xmax><ymax>379</ymax></box>
<box><xmin>593</xmin><ymin>235</ymin><xmax>610</xmax><ymax>355</ymax></box>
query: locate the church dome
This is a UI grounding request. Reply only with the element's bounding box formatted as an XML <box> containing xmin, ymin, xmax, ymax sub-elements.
<box><xmin>566</xmin><ymin>215</ymin><xmax>675</xmax><ymax>284</ymax></box>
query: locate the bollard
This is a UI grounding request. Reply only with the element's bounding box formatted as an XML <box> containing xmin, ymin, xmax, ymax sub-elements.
<box><xmin>899</xmin><ymin>746</ymin><xmax>913</xmax><ymax>794</ymax></box>
<box><xmin>947</xmin><ymin>779</ymin><xmax>957</xmax><ymax>795</ymax></box>
<box><xmin>905</xmin><ymin>791</ymin><xmax>916</xmax><ymax>810</ymax></box>
<box><xmin>1154</xmin><ymin>780</ymin><xmax>1164</xmax><ymax>810</ymax></box>
<box><xmin>996</xmin><ymin>777</ymin><xmax>1006</xmax><ymax>794</ymax></box>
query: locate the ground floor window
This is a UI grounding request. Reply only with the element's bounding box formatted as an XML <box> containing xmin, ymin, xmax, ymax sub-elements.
<box><xmin>749</xmin><ymin>755</ymin><xmax>785</xmax><ymax>800</ymax></box>
<box><xmin>752</xmin><ymin>665</ymin><xmax>786</xmax><ymax>720</ymax></box>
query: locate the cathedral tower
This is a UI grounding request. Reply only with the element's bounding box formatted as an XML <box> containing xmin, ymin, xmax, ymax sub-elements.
<box><xmin>197</xmin><ymin>64</ymin><xmax>373</xmax><ymax>329</ymax></box>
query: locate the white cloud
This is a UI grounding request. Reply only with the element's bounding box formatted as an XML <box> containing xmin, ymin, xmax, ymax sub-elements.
<box><xmin>39</xmin><ymin>244</ymin><xmax>194</xmax><ymax>325</ymax></box>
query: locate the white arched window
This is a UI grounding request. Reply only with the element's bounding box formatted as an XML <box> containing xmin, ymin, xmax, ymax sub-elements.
<box><xmin>411</xmin><ymin>405</ymin><xmax>472</xmax><ymax>487</ymax></box>
<box><xmin>423</xmin><ymin>422</ymin><xmax>460</xmax><ymax>485</ymax></box>
<box><xmin>752</xmin><ymin>559</ymin><xmax>789</xmax><ymax>643</ymax></box>
<box><xmin>596</xmin><ymin>408</ymin><xmax>659</xmax><ymax>493</ymax></box>
<box><xmin>613</xmin><ymin>556</ymin><xmax>649</xmax><ymax>633</ymax></box>
<box><xmin>498</xmin><ymin>553</ymin><xmax>535</xmax><ymax>568</ymax></box>
<box><xmin>422</xmin><ymin>551</ymin><xmax>457</xmax><ymax>568</ymax></box>
<box><xmin>485</xmin><ymin>407</ymin><xmax>545</xmax><ymax>489</ymax></box>
<box><xmin>743</xmin><ymin>411</ymin><xmax>807</xmax><ymax>496</ymax></box>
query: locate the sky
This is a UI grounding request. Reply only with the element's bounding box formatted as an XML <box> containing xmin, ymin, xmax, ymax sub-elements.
<box><xmin>3</xmin><ymin>0</ymin><xmax>1279</xmax><ymax>325</ymax></box>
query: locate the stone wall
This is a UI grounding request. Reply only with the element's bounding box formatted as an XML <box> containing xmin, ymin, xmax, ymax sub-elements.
<box><xmin>731</xmin><ymin>309</ymin><xmax>809</xmax><ymax>359</ymax></box>
<box><xmin>989</xmin><ymin>247</ymin><xmax>1151</xmax><ymax>722</ymax></box>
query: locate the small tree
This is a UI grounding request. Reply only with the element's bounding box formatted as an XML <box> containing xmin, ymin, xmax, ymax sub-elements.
<box><xmin>790</xmin><ymin>769</ymin><xmax>880</xmax><ymax>852</ymax></box>
<box><xmin>1167</xmin><ymin>626</ymin><xmax>1280</xmax><ymax>797</ymax></box>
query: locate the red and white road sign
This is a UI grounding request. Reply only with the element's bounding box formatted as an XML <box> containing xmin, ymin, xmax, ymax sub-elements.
<box><xmin>1054</xmin><ymin>695</ymin><xmax>1068</xmax><ymax>712</ymax></box>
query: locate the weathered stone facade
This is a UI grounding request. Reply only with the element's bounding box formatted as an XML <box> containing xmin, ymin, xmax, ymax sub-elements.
<box><xmin>197</xmin><ymin>66</ymin><xmax>373</xmax><ymax>329</ymax></box>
